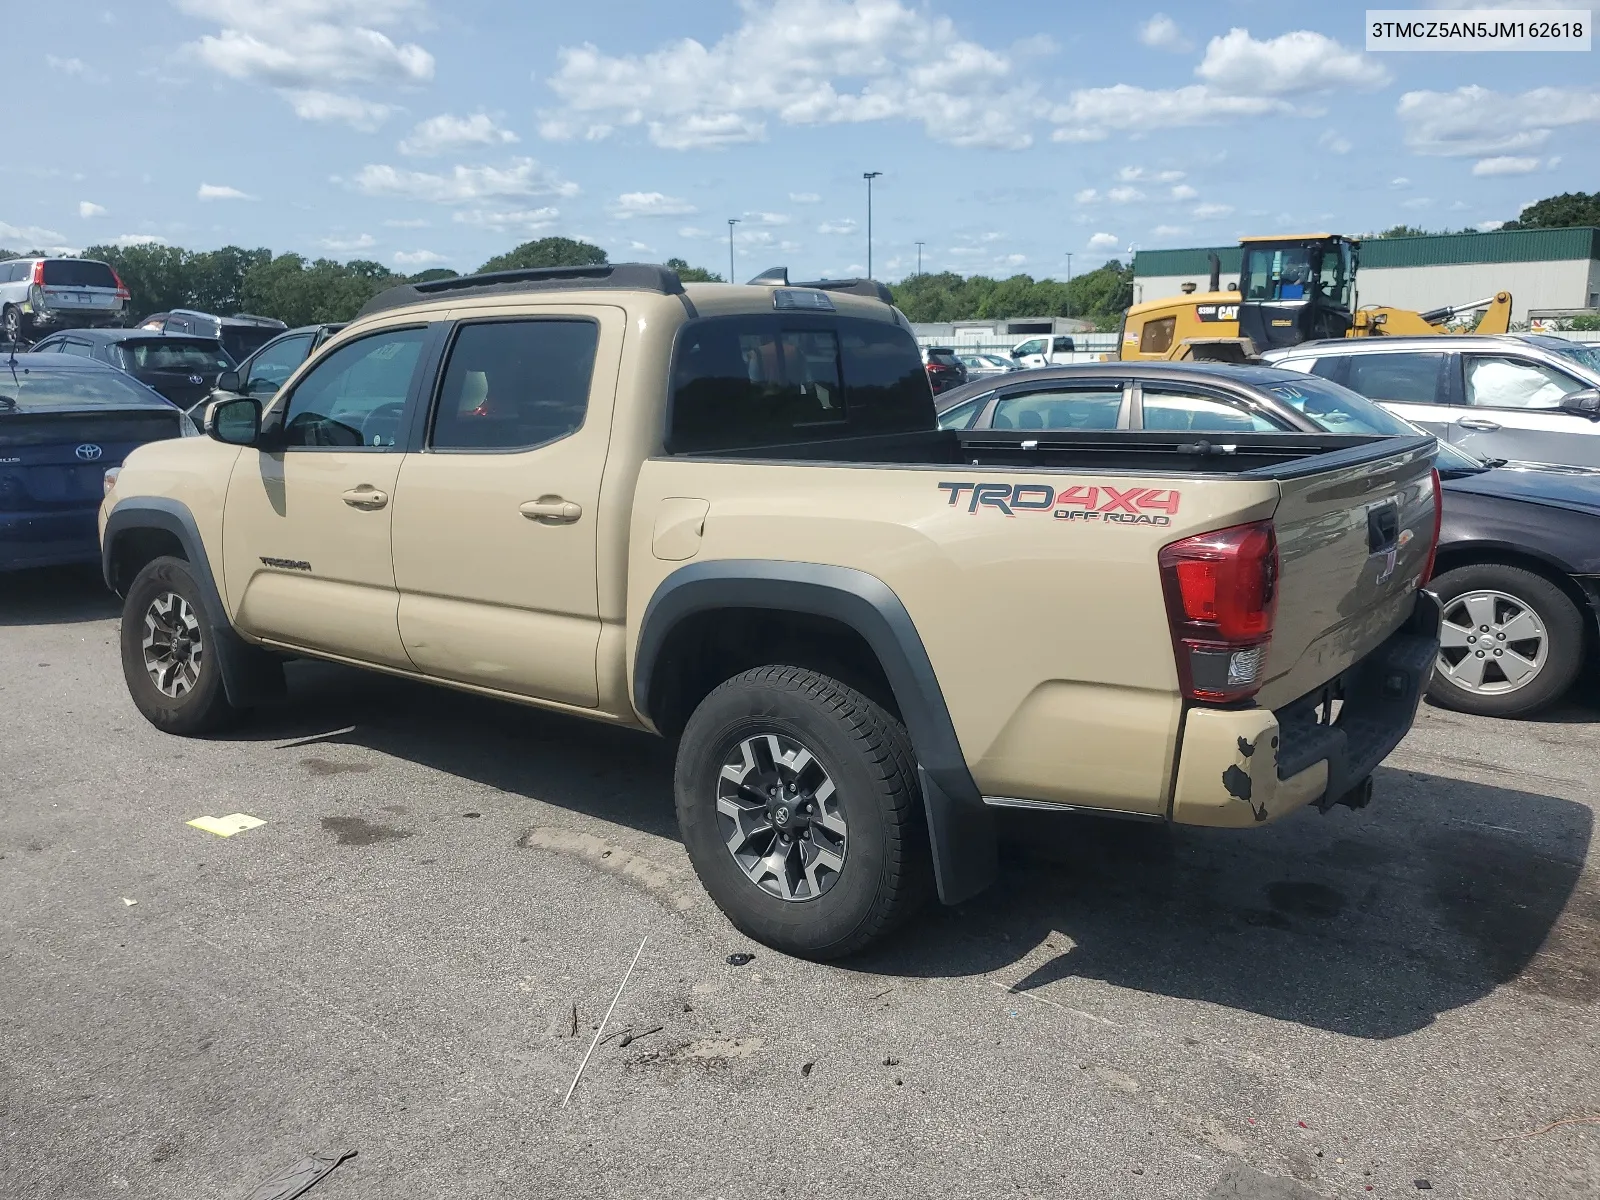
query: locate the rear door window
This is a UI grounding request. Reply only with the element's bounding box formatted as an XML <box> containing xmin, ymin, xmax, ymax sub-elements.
<box><xmin>430</xmin><ymin>319</ymin><xmax>599</xmax><ymax>451</ymax></box>
<box><xmin>990</xmin><ymin>387</ymin><xmax>1124</xmax><ymax>430</ymax></box>
<box><xmin>669</xmin><ymin>315</ymin><xmax>930</xmax><ymax>452</ymax></box>
<box><xmin>41</xmin><ymin>260</ymin><xmax>117</xmax><ymax>289</ymax></box>
<box><xmin>1344</xmin><ymin>352</ymin><xmax>1446</xmax><ymax>405</ymax></box>
<box><xmin>1051</xmin><ymin>336</ymin><xmax>1074</xmax><ymax>353</ymax></box>
<box><xmin>1140</xmin><ymin>388</ymin><xmax>1287</xmax><ymax>432</ymax></box>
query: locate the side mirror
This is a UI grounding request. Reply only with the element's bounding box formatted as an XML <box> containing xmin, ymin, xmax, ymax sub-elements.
<box><xmin>1558</xmin><ymin>387</ymin><xmax>1600</xmax><ymax>419</ymax></box>
<box><xmin>203</xmin><ymin>396</ymin><xmax>261</xmax><ymax>446</ymax></box>
<box><xmin>216</xmin><ymin>369</ymin><xmax>241</xmax><ymax>393</ymax></box>
<box><xmin>1009</xmin><ymin>349</ymin><xmax>1022</xmax><ymax>358</ymax></box>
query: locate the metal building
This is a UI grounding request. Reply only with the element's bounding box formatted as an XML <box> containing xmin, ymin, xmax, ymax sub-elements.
<box><xmin>1133</xmin><ymin>228</ymin><xmax>1600</xmax><ymax>326</ymax></box>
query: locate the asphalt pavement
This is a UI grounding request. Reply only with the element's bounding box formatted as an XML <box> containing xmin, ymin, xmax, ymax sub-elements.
<box><xmin>2</xmin><ymin>565</ymin><xmax>1597</xmax><ymax>1199</ymax></box>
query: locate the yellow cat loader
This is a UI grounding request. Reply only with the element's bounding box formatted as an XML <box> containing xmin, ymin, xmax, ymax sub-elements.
<box><xmin>1118</xmin><ymin>234</ymin><xmax>1512</xmax><ymax>362</ymax></box>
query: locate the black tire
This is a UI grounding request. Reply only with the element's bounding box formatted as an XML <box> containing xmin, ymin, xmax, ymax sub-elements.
<box><xmin>1427</xmin><ymin>562</ymin><xmax>1585</xmax><ymax>718</ymax></box>
<box><xmin>675</xmin><ymin>665</ymin><xmax>930</xmax><ymax>960</ymax></box>
<box><xmin>120</xmin><ymin>556</ymin><xmax>244</xmax><ymax>735</ymax></box>
<box><xmin>2</xmin><ymin>305</ymin><xmax>26</xmax><ymax>345</ymax></box>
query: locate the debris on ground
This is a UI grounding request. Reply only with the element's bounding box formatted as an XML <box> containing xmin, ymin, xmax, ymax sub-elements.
<box><xmin>186</xmin><ymin>813</ymin><xmax>265</xmax><ymax>838</ymax></box>
<box><xmin>1494</xmin><ymin>1114</ymin><xmax>1600</xmax><ymax>1141</ymax></box>
<box><xmin>883</xmin><ymin>1056</ymin><xmax>899</xmax><ymax>1066</ymax></box>
<box><xmin>726</xmin><ymin>952</ymin><xmax>754</xmax><ymax>966</ymax></box>
<box><xmin>618</xmin><ymin>1026</ymin><xmax>662</xmax><ymax>1048</ymax></box>
<box><xmin>462</xmin><ymin>812</ymin><xmax>481</xmax><ymax>818</ymax></box>
<box><xmin>801</xmin><ymin>1061</ymin><xmax>814</xmax><ymax>1077</ymax></box>
<box><xmin>243</xmin><ymin>1149</ymin><xmax>355</xmax><ymax>1200</ymax></box>
<box><xmin>121</xmin><ymin>898</ymin><xmax>137</xmax><ymax>906</ymax></box>
<box><xmin>1415</xmin><ymin>1182</ymin><xmax>1433</xmax><ymax>1191</ymax></box>
<box><xmin>562</xmin><ymin>936</ymin><xmax>647</xmax><ymax>1106</ymax></box>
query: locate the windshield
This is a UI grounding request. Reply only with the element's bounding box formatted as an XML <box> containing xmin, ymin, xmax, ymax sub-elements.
<box><xmin>1539</xmin><ymin>339</ymin><xmax>1600</xmax><ymax>374</ymax></box>
<box><xmin>221</xmin><ymin>327</ymin><xmax>281</xmax><ymax>362</ymax></box>
<box><xmin>0</xmin><ymin>365</ymin><xmax>169</xmax><ymax>409</ymax></box>
<box><xmin>117</xmin><ymin>340</ymin><xmax>234</xmax><ymax>373</ymax></box>
<box><xmin>1264</xmin><ymin>375</ymin><xmax>1419</xmax><ymax>435</ymax></box>
<box><xmin>926</xmin><ymin>349</ymin><xmax>960</xmax><ymax>364</ymax></box>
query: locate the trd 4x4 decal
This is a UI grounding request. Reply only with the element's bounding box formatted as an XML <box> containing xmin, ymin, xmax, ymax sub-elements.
<box><xmin>938</xmin><ymin>481</ymin><xmax>1181</xmax><ymax>526</ymax></box>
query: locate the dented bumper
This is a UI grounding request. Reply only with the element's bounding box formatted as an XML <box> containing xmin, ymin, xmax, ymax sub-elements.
<box><xmin>1171</xmin><ymin>591</ymin><xmax>1441</xmax><ymax>828</ymax></box>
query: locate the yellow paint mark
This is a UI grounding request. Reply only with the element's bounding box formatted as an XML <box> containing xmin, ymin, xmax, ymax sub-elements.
<box><xmin>186</xmin><ymin>813</ymin><xmax>265</xmax><ymax>837</ymax></box>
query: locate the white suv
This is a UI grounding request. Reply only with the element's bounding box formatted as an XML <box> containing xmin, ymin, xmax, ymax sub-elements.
<box><xmin>0</xmin><ymin>257</ymin><xmax>129</xmax><ymax>344</ymax></box>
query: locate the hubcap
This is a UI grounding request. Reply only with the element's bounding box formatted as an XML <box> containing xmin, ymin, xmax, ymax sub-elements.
<box><xmin>1437</xmin><ymin>588</ymin><xmax>1547</xmax><ymax>696</ymax></box>
<box><xmin>141</xmin><ymin>592</ymin><xmax>203</xmax><ymax>698</ymax></box>
<box><xmin>716</xmin><ymin>733</ymin><xmax>847</xmax><ymax>902</ymax></box>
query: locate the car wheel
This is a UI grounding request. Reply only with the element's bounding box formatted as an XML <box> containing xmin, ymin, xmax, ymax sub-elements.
<box><xmin>675</xmin><ymin>665</ymin><xmax>930</xmax><ymax>960</ymax></box>
<box><xmin>1427</xmin><ymin>563</ymin><xmax>1585</xmax><ymax>718</ymax></box>
<box><xmin>120</xmin><ymin>556</ymin><xmax>245</xmax><ymax>735</ymax></box>
<box><xmin>2</xmin><ymin>305</ymin><xmax>26</xmax><ymax>344</ymax></box>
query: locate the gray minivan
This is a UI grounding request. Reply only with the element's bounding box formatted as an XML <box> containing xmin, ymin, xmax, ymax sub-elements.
<box><xmin>0</xmin><ymin>256</ymin><xmax>129</xmax><ymax>343</ymax></box>
<box><xmin>1264</xmin><ymin>334</ymin><xmax>1600</xmax><ymax>468</ymax></box>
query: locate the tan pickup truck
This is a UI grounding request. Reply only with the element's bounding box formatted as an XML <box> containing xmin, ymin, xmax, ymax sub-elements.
<box><xmin>101</xmin><ymin>264</ymin><xmax>1442</xmax><ymax>958</ymax></box>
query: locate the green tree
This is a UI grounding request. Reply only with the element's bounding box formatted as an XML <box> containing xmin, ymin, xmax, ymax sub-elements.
<box><xmin>478</xmin><ymin>237</ymin><xmax>607</xmax><ymax>273</ymax></box>
<box><xmin>188</xmin><ymin>246</ymin><xmax>272</xmax><ymax>314</ymax></box>
<box><xmin>1502</xmin><ymin>191</ymin><xmax>1600</xmax><ymax>230</ymax></box>
<box><xmin>1372</xmin><ymin>225</ymin><xmax>1431</xmax><ymax>239</ymax></box>
<box><xmin>665</xmin><ymin>256</ymin><xmax>723</xmax><ymax>282</ymax></box>
<box><xmin>240</xmin><ymin>254</ymin><xmax>402</xmax><ymax>326</ymax></box>
<box><xmin>410</xmin><ymin>267</ymin><xmax>459</xmax><ymax>283</ymax></box>
<box><xmin>85</xmin><ymin>242</ymin><xmax>194</xmax><ymax>320</ymax></box>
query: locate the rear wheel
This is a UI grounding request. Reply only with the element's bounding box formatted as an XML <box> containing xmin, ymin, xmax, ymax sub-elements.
<box><xmin>1427</xmin><ymin>562</ymin><xmax>1584</xmax><ymax>718</ymax></box>
<box><xmin>120</xmin><ymin>556</ymin><xmax>244</xmax><ymax>735</ymax></box>
<box><xmin>675</xmin><ymin>665</ymin><xmax>930</xmax><ymax>959</ymax></box>
<box><xmin>2</xmin><ymin>305</ymin><xmax>26</xmax><ymax>344</ymax></box>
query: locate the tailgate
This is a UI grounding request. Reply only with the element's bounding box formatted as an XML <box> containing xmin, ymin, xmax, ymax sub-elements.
<box><xmin>1256</xmin><ymin>437</ymin><xmax>1437</xmax><ymax>710</ymax></box>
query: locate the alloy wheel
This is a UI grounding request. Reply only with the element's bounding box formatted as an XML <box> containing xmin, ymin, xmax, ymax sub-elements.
<box><xmin>141</xmin><ymin>592</ymin><xmax>204</xmax><ymax>698</ymax></box>
<box><xmin>1437</xmin><ymin>589</ymin><xmax>1547</xmax><ymax>696</ymax></box>
<box><xmin>716</xmin><ymin>732</ymin><xmax>847</xmax><ymax>902</ymax></box>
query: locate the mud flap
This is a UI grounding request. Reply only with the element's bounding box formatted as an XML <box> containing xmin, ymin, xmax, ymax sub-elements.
<box><xmin>919</xmin><ymin>767</ymin><xmax>997</xmax><ymax>905</ymax></box>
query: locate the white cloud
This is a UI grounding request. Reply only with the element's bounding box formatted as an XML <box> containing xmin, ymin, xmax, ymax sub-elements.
<box><xmin>1471</xmin><ymin>155</ymin><xmax>1541</xmax><ymax>176</ymax></box>
<box><xmin>175</xmin><ymin>0</ymin><xmax>434</xmax><ymax>88</ymax></box>
<box><xmin>1118</xmin><ymin>166</ymin><xmax>1184</xmax><ymax>183</ymax></box>
<box><xmin>392</xmin><ymin>249</ymin><xmax>447</xmax><ymax>266</ymax></box>
<box><xmin>1318</xmin><ymin>129</ymin><xmax>1352</xmax><ymax>154</ymax></box>
<box><xmin>1391</xmin><ymin>177</ymin><xmax>1410</xmax><ymax>187</ymax></box>
<box><xmin>540</xmin><ymin>0</ymin><xmax>1043</xmax><ymax>150</ymax></box>
<box><xmin>746</xmin><ymin>211</ymin><xmax>791</xmax><ymax>226</ymax></box>
<box><xmin>350</xmin><ymin>158</ymin><xmax>579</xmax><ymax>204</ymax></box>
<box><xmin>1169</xmin><ymin>184</ymin><xmax>1198</xmax><ymax>201</ymax></box>
<box><xmin>1152</xmin><ymin>224</ymin><xmax>1190</xmax><ymax>238</ymax></box>
<box><xmin>318</xmin><ymin>233</ymin><xmax>376</xmax><ymax>251</ymax></box>
<box><xmin>46</xmin><ymin>55</ymin><xmax>91</xmax><ymax>77</ymax></box>
<box><xmin>1107</xmin><ymin>186</ymin><xmax>1145</xmax><ymax>203</ymax></box>
<box><xmin>1476</xmin><ymin>219</ymin><xmax>1506</xmax><ymax>231</ymax></box>
<box><xmin>1401</xmin><ymin>197</ymin><xmax>1434</xmax><ymax>210</ymax></box>
<box><xmin>1138</xmin><ymin>14</ymin><xmax>1191</xmax><ymax>52</ymax></box>
<box><xmin>283</xmin><ymin>89</ymin><xmax>395</xmax><ymax>130</ymax></box>
<box><xmin>1397</xmin><ymin>85</ymin><xmax>1600</xmax><ymax>156</ymax></box>
<box><xmin>383</xmin><ymin>217</ymin><xmax>430</xmax><ymax>228</ymax></box>
<box><xmin>1087</xmin><ymin>232</ymin><xmax>1120</xmax><ymax>252</ymax></box>
<box><xmin>110</xmin><ymin>233</ymin><xmax>167</xmax><ymax>247</ymax></box>
<box><xmin>998</xmin><ymin>253</ymin><xmax>1027</xmax><ymax>267</ymax></box>
<box><xmin>789</xmin><ymin>192</ymin><xmax>821</xmax><ymax>203</ymax></box>
<box><xmin>78</xmin><ymin>201</ymin><xmax>107</xmax><ymax>219</ymax></box>
<box><xmin>1051</xmin><ymin>84</ymin><xmax>1287</xmax><ymax>142</ymax></box>
<box><xmin>1193</xmin><ymin>203</ymin><xmax>1233</xmax><ymax>219</ymax></box>
<box><xmin>400</xmin><ymin>113</ymin><xmax>519</xmax><ymax>157</ymax></box>
<box><xmin>197</xmin><ymin>183</ymin><xmax>254</xmax><ymax>201</ymax></box>
<box><xmin>1075</xmin><ymin>188</ymin><xmax>1098</xmax><ymax>203</ymax></box>
<box><xmin>817</xmin><ymin>219</ymin><xmax>858</xmax><ymax>235</ymax></box>
<box><xmin>609</xmin><ymin>192</ymin><xmax>697</xmax><ymax>218</ymax></box>
<box><xmin>1196</xmin><ymin>28</ymin><xmax>1389</xmax><ymax>96</ymax></box>
<box><xmin>452</xmin><ymin>207</ymin><xmax>561</xmax><ymax>233</ymax></box>
<box><xmin>0</xmin><ymin>220</ymin><xmax>69</xmax><ymax>249</ymax></box>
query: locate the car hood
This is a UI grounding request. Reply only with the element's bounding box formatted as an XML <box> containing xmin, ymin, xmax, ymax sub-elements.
<box><xmin>1443</xmin><ymin>459</ymin><xmax>1600</xmax><ymax>517</ymax></box>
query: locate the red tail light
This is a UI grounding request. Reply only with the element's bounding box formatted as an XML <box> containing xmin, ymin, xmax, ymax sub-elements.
<box><xmin>111</xmin><ymin>267</ymin><xmax>131</xmax><ymax>303</ymax></box>
<box><xmin>30</xmin><ymin>260</ymin><xmax>45</xmax><ymax>286</ymax></box>
<box><xmin>1421</xmin><ymin>467</ymin><xmax>1442</xmax><ymax>584</ymax></box>
<box><xmin>1158</xmin><ymin>520</ymin><xmax>1279</xmax><ymax>703</ymax></box>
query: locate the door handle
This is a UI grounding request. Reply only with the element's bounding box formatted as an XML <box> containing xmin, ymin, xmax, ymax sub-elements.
<box><xmin>519</xmin><ymin>496</ymin><xmax>583</xmax><ymax>524</ymax></box>
<box><xmin>1456</xmin><ymin>417</ymin><xmax>1501</xmax><ymax>432</ymax></box>
<box><xmin>341</xmin><ymin>486</ymin><xmax>390</xmax><ymax>510</ymax></box>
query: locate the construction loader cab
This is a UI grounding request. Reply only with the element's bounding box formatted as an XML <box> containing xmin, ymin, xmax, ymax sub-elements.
<box><xmin>1236</xmin><ymin>234</ymin><xmax>1356</xmax><ymax>352</ymax></box>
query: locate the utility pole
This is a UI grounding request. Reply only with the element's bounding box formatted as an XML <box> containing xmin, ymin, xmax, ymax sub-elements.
<box><xmin>1064</xmin><ymin>252</ymin><xmax>1073</xmax><ymax>317</ymax></box>
<box><xmin>863</xmin><ymin>171</ymin><xmax>882</xmax><ymax>279</ymax></box>
<box><xmin>727</xmin><ymin>218</ymin><xmax>739</xmax><ymax>283</ymax></box>
<box><xmin>915</xmin><ymin>241</ymin><xmax>925</xmax><ymax>276</ymax></box>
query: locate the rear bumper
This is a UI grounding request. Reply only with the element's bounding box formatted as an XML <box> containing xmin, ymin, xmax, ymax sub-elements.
<box><xmin>0</xmin><ymin>507</ymin><xmax>102</xmax><ymax>571</ymax></box>
<box><xmin>23</xmin><ymin>304</ymin><xmax>125</xmax><ymax>330</ymax></box>
<box><xmin>1171</xmin><ymin>590</ymin><xmax>1442</xmax><ymax>827</ymax></box>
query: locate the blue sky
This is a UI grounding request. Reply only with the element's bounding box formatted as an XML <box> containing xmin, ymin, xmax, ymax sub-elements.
<box><xmin>5</xmin><ymin>1</ymin><xmax>1597</xmax><ymax>281</ymax></box>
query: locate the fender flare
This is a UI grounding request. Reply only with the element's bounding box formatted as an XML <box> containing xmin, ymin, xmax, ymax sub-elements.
<box><xmin>102</xmin><ymin>497</ymin><xmax>284</xmax><ymax>708</ymax></box>
<box><xmin>634</xmin><ymin>559</ymin><xmax>996</xmax><ymax>905</ymax></box>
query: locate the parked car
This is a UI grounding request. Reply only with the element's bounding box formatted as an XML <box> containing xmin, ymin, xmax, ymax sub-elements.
<box><xmin>215</xmin><ymin>322</ymin><xmax>346</xmax><ymax>403</ymax></box>
<box><xmin>102</xmin><ymin>263</ymin><xmax>1438</xmax><ymax>959</ymax></box>
<box><xmin>137</xmin><ymin>309</ymin><xmax>286</xmax><ymax>363</ymax></box>
<box><xmin>936</xmin><ymin>361</ymin><xmax>1599</xmax><ymax>717</ymax></box>
<box><xmin>1262</xmin><ymin>334</ymin><xmax>1600</xmax><ymax>469</ymax></box>
<box><xmin>0</xmin><ymin>256</ymin><xmax>130</xmax><ymax>343</ymax></box>
<box><xmin>29</xmin><ymin>328</ymin><xmax>235</xmax><ymax>413</ymax></box>
<box><xmin>2</xmin><ymin>354</ymin><xmax>192</xmax><ymax>572</ymax></box>
<box><xmin>956</xmin><ymin>352</ymin><xmax>1018</xmax><ymax>381</ymax></box>
<box><xmin>922</xmin><ymin>346</ymin><xmax>967</xmax><ymax>394</ymax></box>
<box><xmin>1011</xmin><ymin>334</ymin><xmax>1076</xmax><ymax>368</ymax></box>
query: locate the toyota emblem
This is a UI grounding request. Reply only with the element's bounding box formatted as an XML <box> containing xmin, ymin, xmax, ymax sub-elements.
<box><xmin>75</xmin><ymin>444</ymin><xmax>103</xmax><ymax>462</ymax></box>
<box><xmin>188</xmin><ymin>374</ymin><xmax>205</xmax><ymax>385</ymax></box>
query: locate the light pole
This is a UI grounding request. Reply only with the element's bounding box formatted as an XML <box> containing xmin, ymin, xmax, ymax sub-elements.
<box><xmin>726</xmin><ymin>219</ymin><xmax>740</xmax><ymax>283</ymax></box>
<box><xmin>863</xmin><ymin>171</ymin><xmax>882</xmax><ymax>279</ymax></box>
<box><xmin>1064</xmin><ymin>252</ymin><xmax>1073</xmax><ymax>317</ymax></box>
<box><xmin>915</xmin><ymin>241</ymin><xmax>925</xmax><ymax>276</ymax></box>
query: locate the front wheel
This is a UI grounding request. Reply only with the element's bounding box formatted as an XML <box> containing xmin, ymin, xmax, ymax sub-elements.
<box><xmin>1427</xmin><ymin>563</ymin><xmax>1585</xmax><ymax>718</ymax></box>
<box><xmin>675</xmin><ymin>665</ymin><xmax>930</xmax><ymax>959</ymax></box>
<box><xmin>120</xmin><ymin>556</ymin><xmax>244</xmax><ymax>735</ymax></box>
